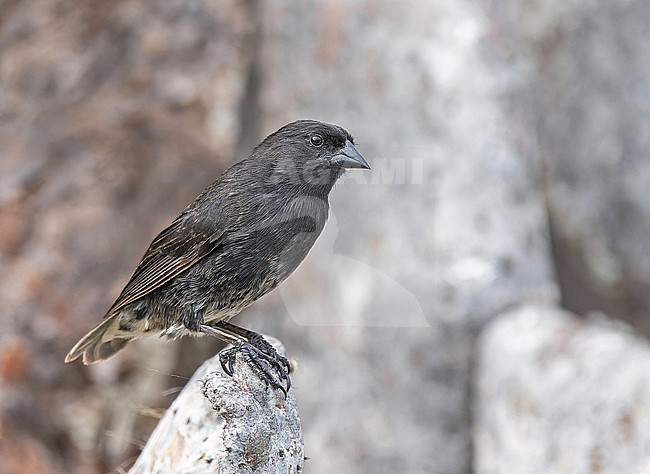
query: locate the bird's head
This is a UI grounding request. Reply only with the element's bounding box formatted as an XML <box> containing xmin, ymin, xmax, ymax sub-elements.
<box><xmin>254</xmin><ymin>120</ymin><xmax>370</xmax><ymax>195</ymax></box>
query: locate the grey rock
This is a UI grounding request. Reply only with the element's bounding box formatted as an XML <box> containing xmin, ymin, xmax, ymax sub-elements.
<box><xmin>131</xmin><ymin>338</ymin><xmax>303</xmax><ymax>474</ymax></box>
<box><xmin>475</xmin><ymin>305</ymin><xmax>650</xmax><ymax>474</ymax></box>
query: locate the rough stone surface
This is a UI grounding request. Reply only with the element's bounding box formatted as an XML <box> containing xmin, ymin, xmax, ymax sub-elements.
<box><xmin>129</xmin><ymin>358</ymin><xmax>224</xmax><ymax>474</ymax></box>
<box><xmin>475</xmin><ymin>305</ymin><xmax>650</xmax><ymax>474</ymax></box>
<box><xmin>131</xmin><ymin>338</ymin><xmax>303</xmax><ymax>474</ymax></box>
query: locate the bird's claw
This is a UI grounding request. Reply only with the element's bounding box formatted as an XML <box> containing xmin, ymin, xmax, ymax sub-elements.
<box><xmin>219</xmin><ymin>337</ymin><xmax>292</xmax><ymax>396</ymax></box>
<box><xmin>219</xmin><ymin>345</ymin><xmax>237</xmax><ymax>377</ymax></box>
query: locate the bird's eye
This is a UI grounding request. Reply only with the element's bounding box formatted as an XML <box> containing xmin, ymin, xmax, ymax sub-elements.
<box><xmin>310</xmin><ymin>134</ymin><xmax>324</xmax><ymax>147</ymax></box>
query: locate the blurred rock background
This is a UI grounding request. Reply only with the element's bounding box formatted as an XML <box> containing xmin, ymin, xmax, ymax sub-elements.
<box><xmin>0</xmin><ymin>0</ymin><xmax>648</xmax><ymax>473</ymax></box>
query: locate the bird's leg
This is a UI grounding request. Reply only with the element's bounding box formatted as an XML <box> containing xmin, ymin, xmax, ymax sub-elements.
<box><xmin>180</xmin><ymin>307</ymin><xmax>243</xmax><ymax>377</ymax></box>
<box><xmin>198</xmin><ymin>323</ymin><xmax>241</xmax><ymax>345</ymax></box>
<box><xmin>182</xmin><ymin>306</ymin><xmax>251</xmax><ymax>376</ymax></box>
<box><xmin>200</xmin><ymin>321</ymin><xmax>291</xmax><ymax>395</ymax></box>
<box><xmin>182</xmin><ymin>305</ymin><xmax>248</xmax><ymax>348</ymax></box>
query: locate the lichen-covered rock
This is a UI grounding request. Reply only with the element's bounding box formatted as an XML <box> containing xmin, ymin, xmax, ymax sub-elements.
<box><xmin>131</xmin><ymin>338</ymin><xmax>303</xmax><ymax>474</ymax></box>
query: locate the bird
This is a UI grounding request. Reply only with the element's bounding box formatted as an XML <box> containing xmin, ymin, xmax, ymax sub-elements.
<box><xmin>65</xmin><ymin>119</ymin><xmax>370</xmax><ymax>392</ymax></box>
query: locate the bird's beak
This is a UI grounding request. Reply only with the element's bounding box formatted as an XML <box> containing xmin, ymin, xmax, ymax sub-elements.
<box><xmin>330</xmin><ymin>140</ymin><xmax>371</xmax><ymax>170</ymax></box>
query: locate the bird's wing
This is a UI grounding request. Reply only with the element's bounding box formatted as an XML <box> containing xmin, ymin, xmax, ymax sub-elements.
<box><xmin>105</xmin><ymin>209</ymin><xmax>226</xmax><ymax>316</ymax></box>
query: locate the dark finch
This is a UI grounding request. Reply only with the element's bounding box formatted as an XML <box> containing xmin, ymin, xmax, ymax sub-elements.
<box><xmin>65</xmin><ymin>120</ymin><xmax>370</xmax><ymax>391</ymax></box>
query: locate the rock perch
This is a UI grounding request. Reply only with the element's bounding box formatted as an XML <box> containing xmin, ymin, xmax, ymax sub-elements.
<box><xmin>130</xmin><ymin>338</ymin><xmax>303</xmax><ymax>474</ymax></box>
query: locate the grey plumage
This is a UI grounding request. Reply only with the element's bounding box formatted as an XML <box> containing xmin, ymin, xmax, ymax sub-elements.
<box><xmin>65</xmin><ymin>120</ymin><xmax>369</xmax><ymax>366</ymax></box>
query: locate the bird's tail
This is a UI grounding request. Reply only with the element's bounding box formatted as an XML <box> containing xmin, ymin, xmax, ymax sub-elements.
<box><xmin>64</xmin><ymin>316</ymin><xmax>132</xmax><ymax>365</ymax></box>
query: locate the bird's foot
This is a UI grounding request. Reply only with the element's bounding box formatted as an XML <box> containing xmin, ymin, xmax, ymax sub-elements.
<box><xmin>219</xmin><ymin>335</ymin><xmax>292</xmax><ymax>396</ymax></box>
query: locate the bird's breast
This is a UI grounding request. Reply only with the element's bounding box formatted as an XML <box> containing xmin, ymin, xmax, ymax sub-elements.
<box><xmin>183</xmin><ymin>192</ymin><xmax>330</xmax><ymax>315</ymax></box>
<box><xmin>231</xmin><ymin>195</ymin><xmax>328</xmax><ymax>293</ymax></box>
